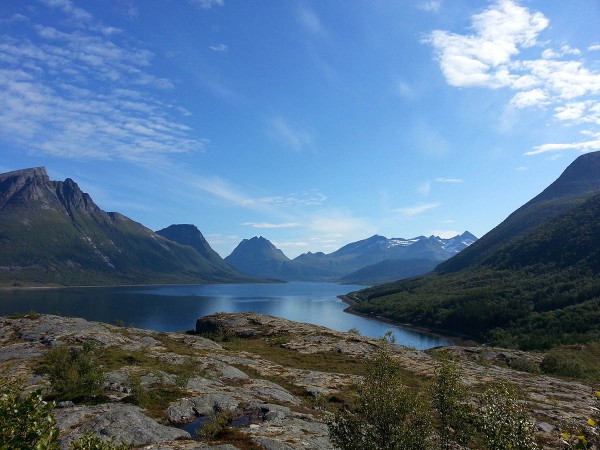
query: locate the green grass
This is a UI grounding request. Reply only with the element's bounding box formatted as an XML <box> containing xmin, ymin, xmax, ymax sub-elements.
<box><xmin>219</xmin><ymin>336</ymin><xmax>369</xmax><ymax>376</ymax></box>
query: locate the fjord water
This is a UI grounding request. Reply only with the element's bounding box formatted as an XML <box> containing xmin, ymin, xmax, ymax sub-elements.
<box><xmin>0</xmin><ymin>282</ymin><xmax>450</xmax><ymax>349</ymax></box>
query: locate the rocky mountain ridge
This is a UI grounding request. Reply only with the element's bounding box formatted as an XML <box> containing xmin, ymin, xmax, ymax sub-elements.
<box><xmin>0</xmin><ymin>167</ymin><xmax>252</xmax><ymax>286</ymax></box>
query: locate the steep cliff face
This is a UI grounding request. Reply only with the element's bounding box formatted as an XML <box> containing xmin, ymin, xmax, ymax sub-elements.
<box><xmin>0</xmin><ymin>167</ymin><xmax>252</xmax><ymax>286</ymax></box>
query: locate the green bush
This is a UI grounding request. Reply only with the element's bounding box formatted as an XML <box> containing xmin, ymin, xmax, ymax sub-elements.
<box><xmin>479</xmin><ymin>384</ymin><xmax>538</xmax><ymax>450</ymax></box>
<box><xmin>0</xmin><ymin>376</ymin><xmax>59</xmax><ymax>450</ymax></box>
<box><xmin>69</xmin><ymin>432</ymin><xmax>131</xmax><ymax>450</ymax></box>
<box><xmin>1</xmin><ymin>375</ymin><xmax>130</xmax><ymax>450</ymax></box>
<box><xmin>540</xmin><ymin>352</ymin><xmax>587</xmax><ymax>378</ymax></box>
<box><xmin>510</xmin><ymin>357</ymin><xmax>541</xmax><ymax>374</ymax></box>
<box><xmin>43</xmin><ymin>341</ymin><xmax>105</xmax><ymax>402</ymax></box>
<box><xmin>326</xmin><ymin>346</ymin><xmax>432</xmax><ymax>450</ymax></box>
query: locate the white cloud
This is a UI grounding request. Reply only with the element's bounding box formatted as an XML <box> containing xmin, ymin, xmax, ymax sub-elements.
<box><xmin>266</xmin><ymin>116</ymin><xmax>313</xmax><ymax>152</ymax></box>
<box><xmin>509</xmin><ymin>88</ymin><xmax>549</xmax><ymax>108</ymax></box>
<box><xmin>427</xmin><ymin>0</ymin><xmax>548</xmax><ymax>88</ymax></box>
<box><xmin>394</xmin><ymin>203</ymin><xmax>441</xmax><ymax>217</ymax></box>
<box><xmin>243</xmin><ymin>222</ymin><xmax>301</xmax><ymax>229</ymax></box>
<box><xmin>418</xmin><ymin>1</ymin><xmax>443</xmax><ymax>13</ymax></box>
<box><xmin>541</xmin><ymin>45</ymin><xmax>581</xmax><ymax>59</ymax></box>
<box><xmin>426</xmin><ymin>0</ymin><xmax>600</xmax><ymax>156</ymax></box>
<box><xmin>395</xmin><ymin>80</ymin><xmax>417</xmax><ymax>100</ymax></box>
<box><xmin>554</xmin><ymin>102</ymin><xmax>588</xmax><ymax>121</ymax></box>
<box><xmin>209</xmin><ymin>43</ymin><xmax>228</xmax><ymax>53</ymax></box>
<box><xmin>192</xmin><ymin>176</ymin><xmax>257</xmax><ymax>208</ymax></box>
<box><xmin>435</xmin><ymin>177</ymin><xmax>464</xmax><ymax>183</ymax></box>
<box><xmin>307</xmin><ymin>210</ymin><xmax>376</xmax><ymax>239</ymax></box>
<box><xmin>418</xmin><ymin>181</ymin><xmax>431</xmax><ymax>196</ymax></box>
<box><xmin>515</xmin><ymin>166</ymin><xmax>528</xmax><ymax>171</ymax></box>
<box><xmin>589</xmin><ymin>44</ymin><xmax>600</xmax><ymax>52</ymax></box>
<box><xmin>525</xmin><ymin>139</ymin><xmax>600</xmax><ymax>156</ymax></box>
<box><xmin>258</xmin><ymin>190</ymin><xmax>327</xmax><ymax>207</ymax></box>
<box><xmin>272</xmin><ymin>240</ymin><xmax>310</xmax><ymax>249</ymax></box>
<box><xmin>297</xmin><ymin>6</ymin><xmax>326</xmax><ymax>37</ymax></box>
<box><xmin>189</xmin><ymin>0</ymin><xmax>224</xmax><ymax>10</ymax></box>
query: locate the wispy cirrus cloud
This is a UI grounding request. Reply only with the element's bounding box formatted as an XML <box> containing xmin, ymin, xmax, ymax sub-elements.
<box><xmin>0</xmin><ymin>2</ymin><xmax>205</xmax><ymax>166</ymax></box>
<box><xmin>525</xmin><ymin>132</ymin><xmax>600</xmax><ymax>156</ymax></box>
<box><xmin>426</xmin><ymin>0</ymin><xmax>600</xmax><ymax>157</ymax></box>
<box><xmin>395</xmin><ymin>203</ymin><xmax>441</xmax><ymax>217</ymax></box>
<box><xmin>266</xmin><ymin>116</ymin><xmax>314</xmax><ymax>152</ymax></box>
<box><xmin>189</xmin><ymin>175</ymin><xmax>327</xmax><ymax>213</ymax></box>
<box><xmin>209</xmin><ymin>43</ymin><xmax>228</xmax><ymax>53</ymax></box>
<box><xmin>244</xmin><ymin>222</ymin><xmax>301</xmax><ymax>229</ymax></box>
<box><xmin>296</xmin><ymin>5</ymin><xmax>328</xmax><ymax>38</ymax></box>
<box><xmin>307</xmin><ymin>210</ymin><xmax>376</xmax><ymax>240</ymax></box>
<box><xmin>188</xmin><ymin>0</ymin><xmax>224</xmax><ymax>10</ymax></box>
<box><xmin>435</xmin><ymin>177</ymin><xmax>464</xmax><ymax>183</ymax></box>
<box><xmin>419</xmin><ymin>177</ymin><xmax>463</xmax><ymax>196</ymax></box>
<box><xmin>191</xmin><ymin>175</ymin><xmax>257</xmax><ymax>208</ymax></box>
<box><xmin>258</xmin><ymin>190</ymin><xmax>327</xmax><ymax>207</ymax></box>
<box><xmin>417</xmin><ymin>1</ymin><xmax>443</xmax><ymax>13</ymax></box>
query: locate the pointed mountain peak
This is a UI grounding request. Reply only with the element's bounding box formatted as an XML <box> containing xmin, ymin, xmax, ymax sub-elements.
<box><xmin>460</xmin><ymin>231</ymin><xmax>478</xmax><ymax>241</ymax></box>
<box><xmin>227</xmin><ymin>236</ymin><xmax>289</xmax><ymax>261</ymax></box>
<box><xmin>53</xmin><ymin>176</ymin><xmax>99</xmax><ymax>215</ymax></box>
<box><xmin>156</xmin><ymin>224</ymin><xmax>226</xmax><ymax>264</ymax></box>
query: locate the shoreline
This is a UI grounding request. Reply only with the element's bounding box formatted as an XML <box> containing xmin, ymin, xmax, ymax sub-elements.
<box><xmin>0</xmin><ymin>279</ymin><xmax>284</xmax><ymax>291</ymax></box>
<box><xmin>1</xmin><ymin>282</ymin><xmax>475</xmax><ymax>347</ymax></box>
<box><xmin>338</xmin><ymin>295</ymin><xmax>478</xmax><ymax>347</ymax></box>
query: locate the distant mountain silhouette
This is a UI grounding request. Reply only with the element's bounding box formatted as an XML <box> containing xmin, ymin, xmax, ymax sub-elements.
<box><xmin>225</xmin><ymin>236</ymin><xmax>293</xmax><ymax>280</ymax></box>
<box><xmin>0</xmin><ymin>168</ymin><xmax>252</xmax><ymax>286</ymax></box>
<box><xmin>350</xmin><ymin>151</ymin><xmax>600</xmax><ymax>349</ymax></box>
<box><xmin>226</xmin><ymin>232</ymin><xmax>476</xmax><ymax>282</ymax></box>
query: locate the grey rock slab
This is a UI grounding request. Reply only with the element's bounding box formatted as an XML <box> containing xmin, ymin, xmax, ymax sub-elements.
<box><xmin>247</xmin><ymin>379</ymin><xmax>300</xmax><ymax>405</ymax></box>
<box><xmin>167</xmin><ymin>394</ymin><xmax>239</xmax><ymax>424</ymax></box>
<box><xmin>54</xmin><ymin>403</ymin><xmax>189</xmax><ymax>448</ymax></box>
<box><xmin>0</xmin><ymin>341</ymin><xmax>46</xmax><ymax>361</ymax></box>
<box><xmin>185</xmin><ymin>376</ymin><xmax>224</xmax><ymax>392</ymax></box>
<box><xmin>210</xmin><ymin>360</ymin><xmax>249</xmax><ymax>379</ymax></box>
<box><xmin>252</xmin><ymin>438</ymin><xmax>295</xmax><ymax>450</ymax></box>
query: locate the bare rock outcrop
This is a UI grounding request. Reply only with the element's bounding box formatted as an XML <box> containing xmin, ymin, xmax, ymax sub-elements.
<box><xmin>1</xmin><ymin>312</ymin><xmax>597</xmax><ymax>449</ymax></box>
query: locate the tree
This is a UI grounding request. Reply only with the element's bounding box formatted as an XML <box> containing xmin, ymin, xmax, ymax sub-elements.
<box><xmin>326</xmin><ymin>346</ymin><xmax>432</xmax><ymax>450</ymax></box>
<box><xmin>432</xmin><ymin>360</ymin><xmax>474</xmax><ymax>449</ymax></box>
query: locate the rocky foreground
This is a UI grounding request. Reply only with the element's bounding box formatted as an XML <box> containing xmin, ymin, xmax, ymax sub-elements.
<box><xmin>0</xmin><ymin>312</ymin><xmax>597</xmax><ymax>449</ymax></box>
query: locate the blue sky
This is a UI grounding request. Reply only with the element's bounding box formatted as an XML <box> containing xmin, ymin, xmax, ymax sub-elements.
<box><xmin>1</xmin><ymin>0</ymin><xmax>599</xmax><ymax>258</ymax></box>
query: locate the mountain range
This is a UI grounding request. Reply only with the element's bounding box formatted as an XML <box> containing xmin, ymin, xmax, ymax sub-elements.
<box><xmin>349</xmin><ymin>151</ymin><xmax>600</xmax><ymax>349</ymax></box>
<box><xmin>225</xmin><ymin>232</ymin><xmax>477</xmax><ymax>283</ymax></box>
<box><xmin>0</xmin><ymin>167</ymin><xmax>253</xmax><ymax>286</ymax></box>
<box><xmin>0</xmin><ymin>166</ymin><xmax>475</xmax><ymax>287</ymax></box>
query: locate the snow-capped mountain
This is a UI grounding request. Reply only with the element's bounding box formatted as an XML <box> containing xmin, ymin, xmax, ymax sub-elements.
<box><xmin>226</xmin><ymin>232</ymin><xmax>477</xmax><ymax>283</ymax></box>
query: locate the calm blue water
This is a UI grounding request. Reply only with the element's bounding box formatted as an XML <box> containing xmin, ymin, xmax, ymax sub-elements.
<box><xmin>0</xmin><ymin>282</ymin><xmax>451</xmax><ymax>349</ymax></box>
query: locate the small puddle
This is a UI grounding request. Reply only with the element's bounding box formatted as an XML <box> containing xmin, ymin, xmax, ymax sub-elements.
<box><xmin>172</xmin><ymin>411</ymin><xmax>261</xmax><ymax>439</ymax></box>
<box><xmin>173</xmin><ymin>416</ymin><xmax>211</xmax><ymax>439</ymax></box>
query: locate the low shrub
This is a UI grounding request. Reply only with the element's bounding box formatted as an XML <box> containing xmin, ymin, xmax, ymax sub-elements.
<box><xmin>43</xmin><ymin>341</ymin><xmax>105</xmax><ymax>402</ymax></box>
